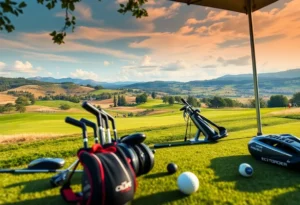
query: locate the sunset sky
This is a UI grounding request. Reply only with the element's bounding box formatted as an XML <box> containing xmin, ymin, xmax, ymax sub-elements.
<box><xmin>0</xmin><ymin>0</ymin><xmax>299</xmax><ymax>82</ymax></box>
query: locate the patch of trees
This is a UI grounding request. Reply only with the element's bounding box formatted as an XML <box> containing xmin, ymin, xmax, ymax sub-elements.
<box><xmin>291</xmin><ymin>92</ymin><xmax>300</xmax><ymax>106</ymax></box>
<box><xmin>136</xmin><ymin>93</ymin><xmax>148</xmax><ymax>104</ymax></box>
<box><xmin>81</xmin><ymin>93</ymin><xmax>112</xmax><ymax>101</ymax></box>
<box><xmin>85</xmin><ymin>84</ymin><xmax>104</xmax><ymax>90</ymax></box>
<box><xmin>112</xmin><ymin>95</ymin><xmax>127</xmax><ymax>107</ymax></box>
<box><xmin>117</xmin><ymin>95</ymin><xmax>127</xmax><ymax>106</ymax></box>
<box><xmin>202</xmin><ymin>97</ymin><xmax>243</xmax><ymax>108</ymax></box>
<box><xmin>151</xmin><ymin>92</ymin><xmax>157</xmax><ymax>99</ymax></box>
<box><xmin>60</xmin><ymin>82</ymin><xmax>79</xmax><ymax>90</ymax></box>
<box><xmin>59</xmin><ymin>104</ymin><xmax>71</xmax><ymax>110</ymax></box>
<box><xmin>0</xmin><ymin>103</ymin><xmax>15</xmax><ymax>113</ymax></box>
<box><xmin>268</xmin><ymin>95</ymin><xmax>289</xmax><ymax>107</ymax></box>
<box><xmin>38</xmin><ymin>95</ymin><xmax>80</xmax><ymax>103</ymax></box>
<box><xmin>7</xmin><ymin>91</ymin><xmax>35</xmax><ymax>104</ymax></box>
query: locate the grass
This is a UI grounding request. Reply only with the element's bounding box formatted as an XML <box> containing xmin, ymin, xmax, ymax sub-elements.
<box><xmin>35</xmin><ymin>100</ymin><xmax>83</xmax><ymax>110</ymax></box>
<box><xmin>0</xmin><ymin>102</ymin><xmax>300</xmax><ymax>205</ymax></box>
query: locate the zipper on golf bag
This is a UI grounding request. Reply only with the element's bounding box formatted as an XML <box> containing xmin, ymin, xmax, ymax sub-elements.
<box><xmin>60</xmin><ymin>143</ymin><xmax>137</xmax><ymax>205</ymax></box>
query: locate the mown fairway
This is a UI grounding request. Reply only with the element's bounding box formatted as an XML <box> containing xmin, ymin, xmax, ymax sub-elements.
<box><xmin>0</xmin><ymin>101</ymin><xmax>300</xmax><ymax>205</ymax></box>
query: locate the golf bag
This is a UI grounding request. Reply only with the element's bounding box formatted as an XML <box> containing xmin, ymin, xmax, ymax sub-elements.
<box><xmin>60</xmin><ymin>143</ymin><xmax>136</xmax><ymax>205</ymax></box>
<box><xmin>118</xmin><ymin>133</ymin><xmax>155</xmax><ymax>177</ymax></box>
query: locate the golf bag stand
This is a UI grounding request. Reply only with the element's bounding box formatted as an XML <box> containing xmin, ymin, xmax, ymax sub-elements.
<box><xmin>154</xmin><ymin>98</ymin><xmax>228</xmax><ymax>148</ymax></box>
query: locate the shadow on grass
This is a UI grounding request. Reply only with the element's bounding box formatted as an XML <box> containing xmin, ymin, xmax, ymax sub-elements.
<box><xmin>2</xmin><ymin>195</ymin><xmax>66</xmax><ymax>205</ymax></box>
<box><xmin>4</xmin><ymin>173</ymin><xmax>81</xmax><ymax>194</ymax></box>
<box><xmin>132</xmin><ymin>190</ymin><xmax>188</xmax><ymax>205</ymax></box>
<box><xmin>143</xmin><ymin>172</ymin><xmax>170</xmax><ymax>179</ymax></box>
<box><xmin>209</xmin><ymin>155</ymin><xmax>300</xmax><ymax>193</ymax></box>
<box><xmin>271</xmin><ymin>187</ymin><xmax>300</xmax><ymax>205</ymax></box>
<box><xmin>4</xmin><ymin>178</ymin><xmax>53</xmax><ymax>193</ymax></box>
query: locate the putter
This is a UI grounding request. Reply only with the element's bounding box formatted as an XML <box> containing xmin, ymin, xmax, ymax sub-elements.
<box><xmin>49</xmin><ymin>117</ymin><xmax>88</xmax><ymax>187</ymax></box>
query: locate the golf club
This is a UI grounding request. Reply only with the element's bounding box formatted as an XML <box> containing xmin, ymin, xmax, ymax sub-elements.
<box><xmin>80</xmin><ymin>118</ymin><xmax>99</xmax><ymax>144</ymax></box>
<box><xmin>99</xmin><ymin>108</ymin><xmax>117</xmax><ymax>141</ymax></box>
<box><xmin>82</xmin><ymin>101</ymin><xmax>105</xmax><ymax>145</ymax></box>
<box><xmin>49</xmin><ymin>117</ymin><xmax>88</xmax><ymax>187</ymax></box>
<box><xmin>0</xmin><ymin>158</ymin><xmax>66</xmax><ymax>173</ymax></box>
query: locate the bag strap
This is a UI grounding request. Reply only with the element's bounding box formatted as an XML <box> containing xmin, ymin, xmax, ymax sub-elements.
<box><xmin>60</xmin><ymin>160</ymin><xmax>83</xmax><ymax>204</ymax></box>
<box><xmin>60</xmin><ymin>144</ymin><xmax>118</xmax><ymax>204</ymax></box>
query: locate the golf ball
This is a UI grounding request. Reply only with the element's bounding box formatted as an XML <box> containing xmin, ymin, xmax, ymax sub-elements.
<box><xmin>239</xmin><ymin>163</ymin><xmax>253</xmax><ymax>177</ymax></box>
<box><xmin>177</xmin><ymin>172</ymin><xmax>199</xmax><ymax>195</ymax></box>
<box><xmin>167</xmin><ymin>163</ymin><xmax>178</xmax><ymax>174</ymax></box>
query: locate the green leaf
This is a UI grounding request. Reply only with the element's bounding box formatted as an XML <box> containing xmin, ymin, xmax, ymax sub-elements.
<box><xmin>49</xmin><ymin>31</ymin><xmax>56</xmax><ymax>36</ymax></box>
<box><xmin>18</xmin><ymin>2</ymin><xmax>27</xmax><ymax>8</ymax></box>
<box><xmin>69</xmin><ymin>3</ymin><xmax>75</xmax><ymax>11</ymax></box>
<box><xmin>46</xmin><ymin>2</ymin><xmax>52</xmax><ymax>9</ymax></box>
<box><xmin>3</xmin><ymin>16</ymin><xmax>10</xmax><ymax>23</ymax></box>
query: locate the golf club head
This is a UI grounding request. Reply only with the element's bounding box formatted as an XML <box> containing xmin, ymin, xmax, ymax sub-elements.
<box><xmin>50</xmin><ymin>171</ymin><xmax>68</xmax><ymax>187</ymax></box>
<box><xmin>28</xmin><ymin>158</ymin><xmax>65</xmax><ymax>170</ymax></box>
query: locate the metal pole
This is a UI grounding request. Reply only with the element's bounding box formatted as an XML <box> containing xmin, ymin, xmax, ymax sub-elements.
<box><xmin>247</xmin><ymin>0</ymin><xmax>263</xmax><ymax>135</ymax></box>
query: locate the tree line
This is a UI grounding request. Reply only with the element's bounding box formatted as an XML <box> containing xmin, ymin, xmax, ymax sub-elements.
<box><xmin>160</xmin><ymin>92</ymin><xmax>300</xmax><ymax>108</ymax></box>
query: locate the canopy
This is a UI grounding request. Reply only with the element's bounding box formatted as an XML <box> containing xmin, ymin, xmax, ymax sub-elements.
<box><xmin>170</xmin><ymin>0</ymin><xmax>278</xmax><ymax>13</ymax></box>
<box><xmin>170</xmin><ymin>0</ymin><xmax>279</xmax><ymax>135</ymax></box>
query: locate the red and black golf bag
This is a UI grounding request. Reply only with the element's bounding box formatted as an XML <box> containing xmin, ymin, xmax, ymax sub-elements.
<box><xmin>60</xmin><ymin>143</ymin><xmax>137</xmax><ymax>205</ymax></box>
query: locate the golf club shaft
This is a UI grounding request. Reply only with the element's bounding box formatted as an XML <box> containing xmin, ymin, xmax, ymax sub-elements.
<box><xmin>0</xmin><ymin>169</ymin><xmax>83</xmax><ymax>173</ymax></box>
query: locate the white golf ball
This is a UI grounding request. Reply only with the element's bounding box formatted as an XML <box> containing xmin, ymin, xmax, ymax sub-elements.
<box><xmin>177</xmin><ymin>172</ymin><xmax>199</xmax><ymax>195</ymax></box>
<box><xmin>239</xmin><ymin>163</ymin><xmax>253</xmax><ymax>177</ymax></box>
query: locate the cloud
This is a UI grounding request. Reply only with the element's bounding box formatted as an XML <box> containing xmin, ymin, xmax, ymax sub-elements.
<box><xmin>70</xmin><ymin>69</ymin><xmax>99</xmax><ymax>81</ymax></box>
<box><xmin>217</xmin><ymin>56</ymin><xmax>250</xmax><ymax>67</ymax></box>
<box><xmin>55</xmin><ymin>3</ymin><xmax>100</xmax><ymax>23</ymax></box>
<box><xmin>19</xmin><ymin>32</ymin><xmax>139</xmax><ymax>60</ymax></box>
<box><xmin>22</xmin><ymin>51</ymin><xmax>78</xmax><ymax>63</ymax></box>
<box><xmin>0</xmin><ymin>62</ymin><xmax>5</xmax><ymax>69</ymax></box>
<box><xmin>134</xmin><ymin>2</ymin><xmax>181</xmax><ymax>31</ymax></box>
<box><xmin>104</xmin><ymin>61</ymin><xmax>110</xmax><ymax>66</ymax></box>
<box><xmin>13</xmin><ymin>61</ymin><xmax>39</xmax><ymax>73</ymax></box>
<box><xmin>0</xmin><ymin>60</ymin><xmax>41</xmax><ymax>75</ymax></box>
<box><xmin>202</xmin><ymin>64</ymin><xmax>218</xmax><ymax>68</ymax></box>
<box><xmin>161</xmin><ymin>60</ymin><xmax>189</xmax><ymax>71</ymax></box>
<box><xmin>185</xmin><ymin>10</ymin><xmax>235</xmax><ymax>25</ymax></box>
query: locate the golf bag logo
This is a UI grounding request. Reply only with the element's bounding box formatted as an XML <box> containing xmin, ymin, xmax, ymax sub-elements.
<box><xmin>115</xmin><ymin>180</ymin><xmax>132</xmax><ymax>193</ymax></box>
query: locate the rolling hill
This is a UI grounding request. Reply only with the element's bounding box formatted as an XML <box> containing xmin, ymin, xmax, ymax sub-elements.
<box><xmin>6</xmin><ymin>83</ymin><xmax>94</xmax><ymax>98</ymax></box>
<box><xmin>28</xmin><ymin>77</ymin><xmax>138</xmax><ymax>88</ymax></box>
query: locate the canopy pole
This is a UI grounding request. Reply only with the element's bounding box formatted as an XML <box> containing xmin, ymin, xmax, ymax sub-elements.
<box><xmin>247</xmin><ymin>0</ymin><xmax>263</xmax><ymax>135</ymax></box>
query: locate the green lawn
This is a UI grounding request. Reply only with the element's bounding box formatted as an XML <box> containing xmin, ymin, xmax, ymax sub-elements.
<box><xmin>0</xmin><ymin>104</ymin><xmax>300</xmax><ymax>205</ymax></box>
<box><xmin>35</xmin><ymin>100</ymin><xmax>83</xmax><ymax>110</ymax></box>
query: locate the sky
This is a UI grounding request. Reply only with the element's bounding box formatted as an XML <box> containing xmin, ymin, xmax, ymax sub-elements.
<box><xmin>0</xmin><ymin>0</ymin><xmax>299</xmax><ymax>82</ymax></box>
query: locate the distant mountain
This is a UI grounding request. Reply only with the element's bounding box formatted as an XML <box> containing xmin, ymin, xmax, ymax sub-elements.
<box><xmin>28</xmin><ymin>77</ymin><xmax>138</xmax><ymax>88</ymax></box>
<box><xmin>217</xmin><ymin>68</ymin><xmax>300</xmax><ymax>80</ymax></box>
<box><xmin>125</xmin><ymin>69</ymin><xmax>300</xmax><ymax>97</ymax></box>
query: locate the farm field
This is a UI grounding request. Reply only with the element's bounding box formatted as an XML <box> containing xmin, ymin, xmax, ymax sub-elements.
<box><xmin>0</xmin><ymin>100</ymin><xmax>300</xmax><ymax>205</ymax></box>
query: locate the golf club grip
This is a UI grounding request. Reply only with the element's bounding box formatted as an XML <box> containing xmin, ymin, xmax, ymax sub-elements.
<box><xmin>65</xmin><ymin>117</ymin><xmax>86</xmax><ymax>129</ymax></box>
<box><xmin>80</xmin><ymin>118</ymin><xmax>97</xmax><ymax>129</ymax></box>
<box><xmin>82</xmin><ymin>101</ymin><xmax>100</xmax><ymax>116</ymax></box>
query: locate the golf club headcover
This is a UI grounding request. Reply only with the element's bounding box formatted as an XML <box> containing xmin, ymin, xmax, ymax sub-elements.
<box><xmin>60</xmin><ymin>143</ymin><xmax>136</xmax><ymax>205</ymax></box>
